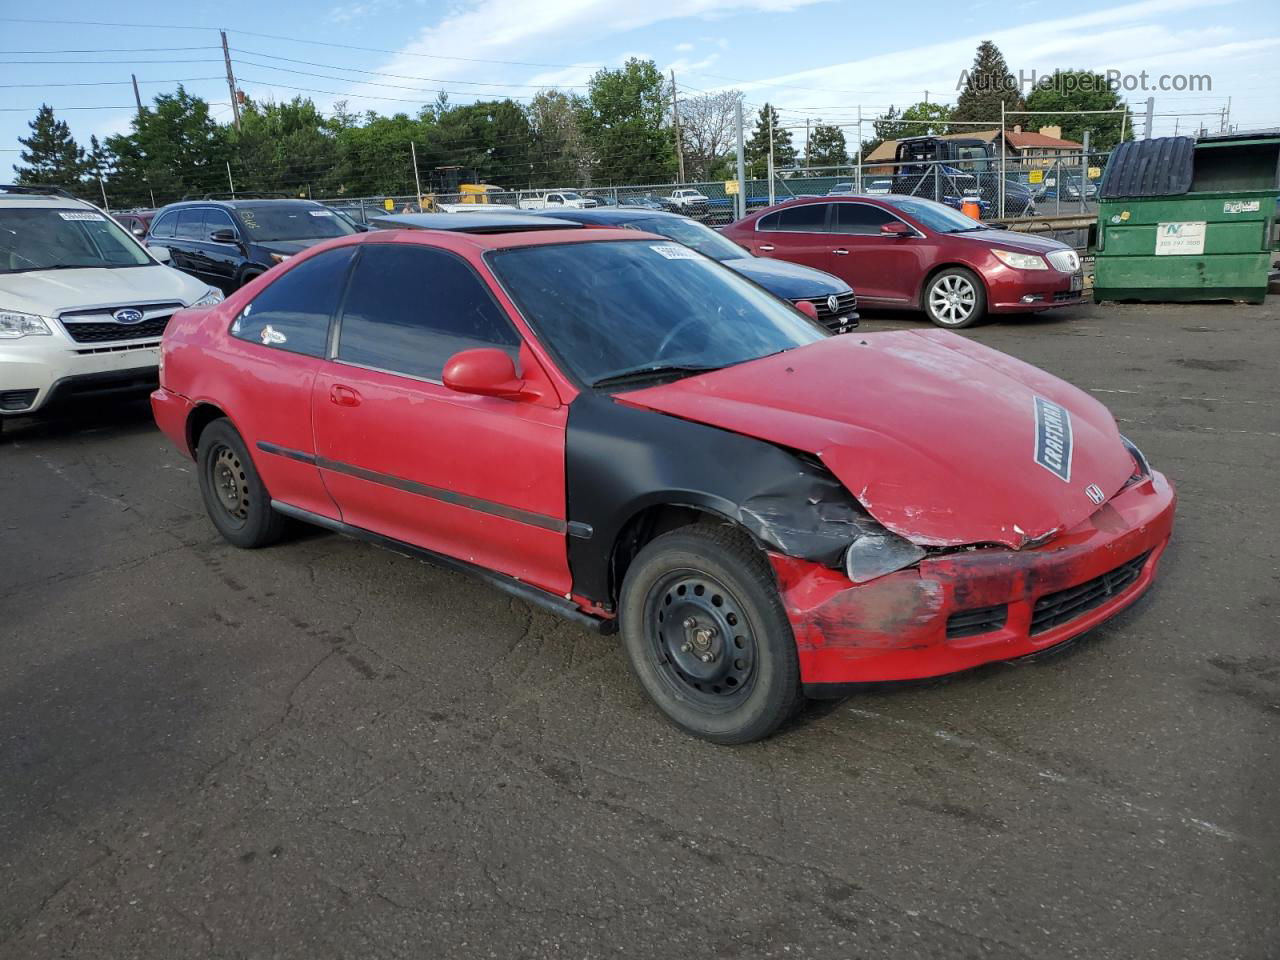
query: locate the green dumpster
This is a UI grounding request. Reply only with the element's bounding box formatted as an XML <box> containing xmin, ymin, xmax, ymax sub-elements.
<box><xmin>1094</xmin><ymin>130</ymin><xmax>1279</xmax><ymax>303</ymax></box>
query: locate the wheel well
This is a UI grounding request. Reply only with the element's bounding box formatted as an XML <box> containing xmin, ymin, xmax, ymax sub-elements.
<box><xmin>186</xmin><ymin>403</ymin><xmax>227</xmax><ymax>458</ymax></box>
<box><xmin>919</xmin><ymin>262</ymin><xmax>987</xmax><ymax>306</ymax></box>
<box><xmin>608</xmin><ymin>504</ymin><xmax>737</xmax><ymax>605</ymax></box>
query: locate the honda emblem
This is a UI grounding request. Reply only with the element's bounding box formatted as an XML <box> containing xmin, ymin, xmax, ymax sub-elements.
<box><xmin>1085</xmin><ymin>483</ymin><xmax>1105</xmax><ymax>505</ymax></box>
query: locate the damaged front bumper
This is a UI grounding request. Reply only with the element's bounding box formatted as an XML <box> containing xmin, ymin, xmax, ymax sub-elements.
<box><xmin>770</xmin><ymin>470</ymin><xmax>1176</xmax><ymax>691</ymax></box>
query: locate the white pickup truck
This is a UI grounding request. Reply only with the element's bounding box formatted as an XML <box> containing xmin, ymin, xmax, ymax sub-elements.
<box><xmin>662</xmin><ymin>188</ymin><xmax>710</xmax><ymax>211</ymax></box>
<box><xmin>517</xmin><ymin>191</ymin><xmax>596</xmax><ymax>210</ymax></box>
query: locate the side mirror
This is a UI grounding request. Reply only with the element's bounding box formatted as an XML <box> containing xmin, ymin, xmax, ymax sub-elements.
<box><xmin>795</xmin><ymin>300</ymin><xmax>820</xmax><ymax>321</ymax></box>
<box><xmin>880</xmin><ymin>221</ymin><xmax>914</xmax><ymax>237</ymax></box>
<box><xmin>131</xmin><ymin>224</ymin><xmax>146</xmax><ymax>237</ymax></box>
<box><xmin>442</xmin><ymin>348</ymin><xmax>527</xmax><ymax>400</ymax></box>
<box><xmin>210</xmin><ymin>228</ymin><xmax>239</xmax><ymax>244</ymax></box>
<box><xmin>150</xmin><ymin>245</ymin><xmax>172</xmax><ymax>263</ymax></box>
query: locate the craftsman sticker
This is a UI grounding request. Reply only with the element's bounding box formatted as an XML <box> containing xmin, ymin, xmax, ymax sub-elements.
<box><xmin>1033</xmin><ymin>396</ymin><xmax>1073</xmax><ymax>482</ymax></box>
<box><xmin>1155</xmin><ymin>221</ymin><xmax>1206</xmax><ymax>256</ymax></box>
<box><xmin>58</xmin><ymin>211</ymin><xmax>105</xmax><ymax>221</ymax></box>
<box><xmin>1223</xmin><ymin>200</ymin><xmax>1260</xmax><ymax>214</ymax></box>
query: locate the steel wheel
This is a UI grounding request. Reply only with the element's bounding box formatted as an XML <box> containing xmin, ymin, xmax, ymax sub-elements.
<box><xmin>928</xmin><ymin>274</ymin><xmax>977</xmax><ymax>326</ymax></box>
<box><xmin>645</xmin><ymin>569</ymin><xmax>757</xmax><ymax>710</ymax></box>
<box><xmin>207</xmin><ymin>442</ymin><xmax>250</xmax><ymax>528</ymax></box>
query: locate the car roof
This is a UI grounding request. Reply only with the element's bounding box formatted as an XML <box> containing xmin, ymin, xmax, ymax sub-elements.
<box><xmin>0</xmin><ymin>185</ymin><xmax>98</xmax><ymax>209</ymax></box>
<box><xmin>529</xmin><ymin>208</ymin><xmax>683</xmax><ymax>225</ymax></box>
<box><xmin>369</xmin><ymin>212</ymin><xmax>585</xmax><ymax>233</ymax></box>
<box><xmin>321</xmin><ymin>226</ymin><xmax>653</xmax><ymax>255</ymax></box>
<box><xmin>156</xmin><ymin>197</ymin><xmax>327</xmax><ymax>211</ymax></box>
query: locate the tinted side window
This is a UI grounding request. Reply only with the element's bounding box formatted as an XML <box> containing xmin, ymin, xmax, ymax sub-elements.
<box><xmin>834</xmin><ymin>203</ymin><xmax>897</xmax><ymax>235</ymax></box>
<box><xmin>176</xmin><ymin>209</ymin><xmax>205</xmax><ymax>240</ymax></box>
<box><xmin>232</xmin><ymin>248</ymin><xmax>356</xmax><ymax>358</ymax></box>
<box><xmin>337</xmin><ymin>244</ymin><xmax>519</xmax><ymax>381</ymax></box>
<box><xmin>773</xmin><ymin>204</ymin><xmax>829</xmax><ymax>232</ymax></box>
<box><xmin>205</xmin><ymin>208</ymin><xmax>236</xmax><ymax>238</ymax></box>
<box><xmin>151</xmin><ymin>212</ymin><xmax>178</xmax><ymax>238</ymax></box>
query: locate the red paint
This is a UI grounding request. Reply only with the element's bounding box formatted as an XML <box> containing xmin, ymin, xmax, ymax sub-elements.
<box><xmin>617</xmin><ymin>329</ymin><xmax>1134</xmax><ymax>548</ymax></box>
<box><xmin>721</xmin><ymin>196</ymin><xmax>1085</xmax><ymax>313</ymax></box>
<box><xmin>771</xmin><ymin>470</ymin><xmax>1175</xmax><ymax>684</ymax></box>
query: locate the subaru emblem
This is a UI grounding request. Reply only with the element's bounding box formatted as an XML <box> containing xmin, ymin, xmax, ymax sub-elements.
<box><xmin>1085</xmin><ymin>483</ymin><xmax>1105</xmax><ymax>505</ymax></box>
<box><xmin>826</xmin><ymin>295</ymin><xmax>840</xmax><ymax>313</ymax></box>
<box><xmin>113</xmin><ymin>308</ymin><xmax>144</xmax><ymax>324</ymax></box>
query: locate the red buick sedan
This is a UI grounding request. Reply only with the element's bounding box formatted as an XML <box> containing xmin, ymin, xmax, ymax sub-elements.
<box><xmin>152</xmin><ymin>216</ymin><xmax>1173</xmax><ymax>743</ymax></box>
<box><xmin>720</xmin><ymin>195</ymin><xmax>1086</xmax><ymax>328</ymax></box>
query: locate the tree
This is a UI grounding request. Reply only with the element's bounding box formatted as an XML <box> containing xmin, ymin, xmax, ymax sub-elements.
<box><xmin>233</xmin><ymin>96</ymin><xmax>339</xmax><ymax>197</ymax></box>
<box><xmin>952</xmin><ymin>41</ymin><xmax>1024</xmax><ymax>126</ymax></box>
<box><xmin>679</xmin><ymin>90</ymin><xmax>742</xmax><ymax>181</ymax></box>
<box><xmin>13</xmin><ymin>105</ymin><xmax>87</xmax><ymax>187</ymax></box>
<box><xmin>1024</xmin><ymin>70</ymin><xmax>1130</xmax><ymax>150</ymax></box>
<box><xmin>433</xmin><ymin>99</ymin><xmax>534</xmax><ymax>187</ymax></box>
<box><xmin>583</xmin><ymin>58</ymin><xmax>675</xmax><ymax>184</ymax></box>
<box><xmin>106</xmin><ymin>86</ymin><xmax>231</xmax><ymax>205</ymax></box>
<box><xmin>526</xmin><ymin>90</ymin><xmax>591</xmax><ymax>187</ymax></box>
<box><xmin>807</xmin><ymin>123</ymin><xmax>847</xmax><ymax>168</ymax></box>
<box><xmin>745</xmin><ymin>103</ymin><xmax>796</xmax><ymax>178</ymax></box>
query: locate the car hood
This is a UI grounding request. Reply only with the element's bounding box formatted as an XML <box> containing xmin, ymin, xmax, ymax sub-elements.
<box><xmin>615</xmin><ymin>330</ymin><xmax>1133</xmax><ymax>549</ymax></box>
<box><xmin>0</xmin><ymin>264</ymin><xmax>210</xmax><ymax>315</ymax></box>
<box><xmin>721</xmin><ymin>256</ymin><xmax>851</xmax><ymax>299</ymax></box>
<box><xmin>955</xmin><ymin>229</ymin><xmax>1069</xmax><ymax>254</ymax></box>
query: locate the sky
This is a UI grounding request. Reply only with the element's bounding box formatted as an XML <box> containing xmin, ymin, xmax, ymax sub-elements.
<box><xmin>2</xmin><ymin>0</ymin><xmax>1278</xmax><ymax>172</ymax></box>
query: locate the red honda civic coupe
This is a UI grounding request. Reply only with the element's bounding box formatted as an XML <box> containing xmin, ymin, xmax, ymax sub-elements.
<box><xmin>152</xmin><ymin>218</ymin><xmax>1174</xmax><ymax>743</ymax></box>
<box><xmin>720</xmin><ymin>194</ymin><xmax>1087</xmax><ymax>328</ymax></box>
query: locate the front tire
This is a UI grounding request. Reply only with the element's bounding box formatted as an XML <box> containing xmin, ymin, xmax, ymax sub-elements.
<box><xmin>196</xmin><ymin>419</ymin><xmax>286</xmax><ymax>548</ymax></box>
<box><xmin>924</xmin><ymin>267</ymin><xmax>986</xmax><ymax>329</ymax></box>
<box><xmin>619</xmin><ymin>524</ymin><xmax>802</xmax><ymax>744</ymax></box>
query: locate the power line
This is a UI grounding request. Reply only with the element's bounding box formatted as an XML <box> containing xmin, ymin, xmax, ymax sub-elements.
<box><xmin>0</xmin><ymin>77</ymin><xmax>225</xmax><ymax>88</ymax></box>
<box><xmin>0</xmin><ymin>46</ymin><xmax>219</xmax><ymax>53</ymax></box>
<box><xmin>231</xmin><ymin>48</ymin><xmax>591</xmax><ymax>89</ymax></box>
<box><xmin>236</xmin><ymin>76</ymin><xmax>542</xmax><ymax>104</ymax></box>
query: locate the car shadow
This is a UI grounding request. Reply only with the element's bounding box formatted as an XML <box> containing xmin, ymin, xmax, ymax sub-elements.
<box><xmin>1</xmin><ymin>396</ymin><xmax>157</xmax><ymax>446</ymax></box>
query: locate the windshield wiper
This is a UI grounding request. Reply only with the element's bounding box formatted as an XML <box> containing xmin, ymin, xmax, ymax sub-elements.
<box><xmin>592</xmin><ymin>363</ymin><xmax>722</xmax><ymax>389</ymax></box>
<box><xmin>951</xmin><ymin>225</ymin><xmax>990</xmax><ymax>233</ymax></box>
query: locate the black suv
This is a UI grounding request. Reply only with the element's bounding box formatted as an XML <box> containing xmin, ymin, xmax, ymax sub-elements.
<box><xmin>146</xmin><ymin>198</ymin><xmax>358</xmax><ymax>292</ymax></box>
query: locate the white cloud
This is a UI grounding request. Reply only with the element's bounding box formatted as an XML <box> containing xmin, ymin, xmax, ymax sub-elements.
<box><xmin>674</xmin><ymin>42</ymin><xmax>695</xmax><ymax>52</ymax></box>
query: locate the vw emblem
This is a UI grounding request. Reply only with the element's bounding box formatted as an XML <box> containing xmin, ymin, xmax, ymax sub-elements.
<box><xmin>1085</xmin><ymin>483</ymin><xmax>1105</xmax><ymax>505</ymax></box>
<box><xmin>113</xmin><ymin>308</ymin><xmax>144</xmax><ymax>325</ymax></box>
<box><xmin>826</xmin><ymin>295</ymin><xmax>840</xmax><ymax>313</ymax></box>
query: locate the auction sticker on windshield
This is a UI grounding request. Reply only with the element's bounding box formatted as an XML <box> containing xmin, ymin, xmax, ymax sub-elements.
<box><xmin>308</xmin><ymin>210</ymin><xmax>334</xmax><ymax>217</ymax></box>
<box><xmin>650</xmin><ymin>244</ymin><xmax>700</xmax><ymax>260</ymax></box>
<box><xmin>1155</xmin><ymin>221</ymin><xmax>1206</xmax><ymax>256</ymax></box>
<box><xmin>58</xmin><ymin>211</ymin><xmax>105</xmax><ymax>221</ymax></box>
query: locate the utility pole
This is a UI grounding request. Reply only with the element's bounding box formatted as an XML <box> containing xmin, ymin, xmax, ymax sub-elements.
<box><xmin>855</xmin><ymin>104</ymin><xmax>863</xmax><ymax>193</ymax></box>
<box><xmin>1080</xmin><ymin>130</ymin><xmax>1090</xmax><ymax>214</ymax></box>
<box><xmin>226</xmin><ymin>160</ymin><xmax>235</xmax><ymax>198</ymax></box>
<box><xmin>131</xmin><ymin>74</ymin><xmax>143</xmax><ymax>118</ymax></box>
<box><xmin>98</xmin><ymin>174</ymin><xmax>109</xmax><ymax>211</ymax></box>
<box><xmin>999</xmin><ymin>101</ymin><xmax>1006</xmax><ymax>218</ymax></box>
<box><xmin>805</xmin><ymin>118</ymin><xmax>811</xmax><ymax>170</ymax></box>
<box><xmin>767</xmin><ymin>106</ymin><xmax>775</xmax><ymax>205</ymax></box>
<box><xmin>671</xmin><ymin>70</ymin><xmax>686</xmax><ymax>184</ymax></box>
<box><xmin>221</xmin><ymin>31</ymin><xmax>241</xmax><ymax>132</ymax></box>
<box><xmin>1143</xmin><ymin>96</ymin><xmax>1155</xmax><ymax>139</ymax></box>
<box><xmin>410</xmin><ymin>142</ymin><xmax>423</xmax><ymax>206</ymax></box>
<box><xmin>1224</xmin><ymin>96</ymin><xmax>1231</xmax><ymax>133</ymax></box>
<box><xmin>735</xmin><ymin>98</ymin><xmax>747</xmax><ymax>221</ymax></box>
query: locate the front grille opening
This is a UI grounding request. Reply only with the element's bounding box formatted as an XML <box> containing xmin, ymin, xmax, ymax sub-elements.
<box><xmin>1030</xmin><ymin>551</ymin><xmax>1151</xmax><ymax>635</ymax></box>
<box><xmin>60</xmin><ymin>316</ymin><xmax>172</xmax><ymax>344</ymax></box>
<box><xmin>946</xmin><ymin>604</ymin><xmax>1009</xmax><ymax>639</ymax></box>
<box><xmin>795</xmin><ymin>291</ymin><xmax>859</xmax><ymax>333</ymax></box>
<box><xmin>0</xmin><ymin>389</ymin><xmax>38</xmax><ymax>411</ymax></box>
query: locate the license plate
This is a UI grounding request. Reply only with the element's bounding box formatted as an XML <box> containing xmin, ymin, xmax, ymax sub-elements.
<box><xmin>1070</xmin><ymin>273</ymin><xmax>1083</xmax><ymax>292</ymax></box>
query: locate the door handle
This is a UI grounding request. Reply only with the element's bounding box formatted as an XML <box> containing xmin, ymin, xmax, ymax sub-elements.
<box><xmin>329</xmin><ymin>384</ymin><xmax>361</xmax><ymax>407</ymax></box>
<box><xmin>758</xmin><ymin>244</ymin><xmax>774</xmax><ymax>252</ymax></box>
<box><xmin>833</xmin><ymin>248</ymin><xmax>850</xmax><ymax>255</ymax></box>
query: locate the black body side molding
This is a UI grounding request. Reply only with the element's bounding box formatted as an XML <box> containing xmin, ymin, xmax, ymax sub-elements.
<box><xmin>270</xmin><ymin>500</ymin><xmax>615</xmax><ymax>634</ymax></box>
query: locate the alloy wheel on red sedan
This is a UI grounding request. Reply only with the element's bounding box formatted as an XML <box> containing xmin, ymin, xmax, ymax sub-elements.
<box><xmin>925</xmin><ymin>268</ymin><xmax>986</xmax><ymax>329</ymax></box>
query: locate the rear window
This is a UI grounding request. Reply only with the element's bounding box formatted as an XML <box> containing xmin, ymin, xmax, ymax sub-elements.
<box><xmin>758</xmin><ymin>204</ymin><xmax>828</xmax><ymax>233</ymax></box>
<box><xmin>235</xmin><ymin>204</ymin><xmax>356</xmax><ymax>242</ymax></box>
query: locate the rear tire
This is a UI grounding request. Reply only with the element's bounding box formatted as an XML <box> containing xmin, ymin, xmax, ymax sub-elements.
<box><xmin>924</xmin><ymin>267</ymin><xmax>986</xmax><ymax>329</ymax></box>
<box><xmin>618</xmin><ymin>523</ymin><xmax>802</xmax><ymax>744</ymax></box>
<box><xmin>196</xmin><ymin>418</ymin><xmax>286</xmax><ymax>548</ymax></box>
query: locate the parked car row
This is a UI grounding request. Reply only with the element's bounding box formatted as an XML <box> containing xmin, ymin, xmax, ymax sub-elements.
<box><xmin>143</xmin><ymin>208</ymin><xmax>1173</xmax><ymax>744</ymax></box>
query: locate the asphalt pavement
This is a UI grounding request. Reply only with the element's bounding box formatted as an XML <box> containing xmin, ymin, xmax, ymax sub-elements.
<box><xmin>1</xmin><ymin>298</ymin><xmax>1276</xmax><ymax>959</ymax></box>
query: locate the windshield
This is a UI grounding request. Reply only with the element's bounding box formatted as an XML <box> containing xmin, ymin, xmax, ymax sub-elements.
<box><xmin>559</xmin><ymin>192</ymin><xmax>582</xmax><ymax>201</ymax></box>
<box><xmin>236</xmin><ymin>204</ymin><xmax>357</xmax><ymax>242</ymax></box>
<box><xmin>628</xmin><ymin>216</ymin><xmax>748</xmax><ymax>262</ymax></box>
<box><xmin>956</xmin><ymin>146</ymin><xmax>990</xmax><ymax>172</ymax></box>
<box><xmin>488</xmin><ymin>240</ymin><xmax>826</xmax><ymax>387</ymax></box>
<box><xmin>0</xmin><ymin>207</ymin><xmax>152</xmax><ymax>273</ymax></box>
<box><xmin>881</xmin><ymin>196</ymin><xmax>986</xmax><ymax>233</ymax></box>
